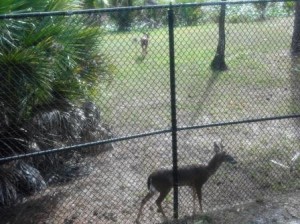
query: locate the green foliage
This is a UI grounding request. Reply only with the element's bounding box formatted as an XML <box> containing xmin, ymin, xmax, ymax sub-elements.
<box><xmin>137</xmin><ymin>0</ymin><xmax>205</xmax><ymax>28</ymax></box>
<box><xmin>253</xmin><ymin>1</ymin><xmax>268</xmax><ymax>11</ymax></box>
<box><xmin>109</xmin><ymin>0</ymin><xmax>136</xmax><ymax>31</ymax></box>
<box><xmin>175</xmin><ymin>6</ymin><xmax>203</xmax><ymax>26</ymax></box>
<box><xmin>0</xmin><ymin>0</ymin><xmax>111</xmax><ymax>123</ymax></box>
<box><xmin>0</xmin><ymin>0</ymin><xmax>80</xmax><ymax>14</ymax></box>
<box><xmin>283</xmin><ymin>1</ymin><xmax>295</xmax><ymax>14</ymax></box>
<box><xmin>0</xmin><ymin>0</ymin><xmax>114</xmax><ymax>207</ymax></box>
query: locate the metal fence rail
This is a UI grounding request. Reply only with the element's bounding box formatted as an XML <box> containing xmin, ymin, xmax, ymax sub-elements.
<box><xmin>0</xmin><ymin>1</ymin><xmax>300</xmax><ymax>223</ymax></box>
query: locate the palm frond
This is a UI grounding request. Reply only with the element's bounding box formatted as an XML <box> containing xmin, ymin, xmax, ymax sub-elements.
<box><xmin>0</xmin><ymin>162</ymin><xmax>19</xmax><ymax>206</ymax></box>
<box><xmin>0</xmin><ymin>127</ymin><xmax>29</xmax><ymax>158</ymax></box>
<box><xmin>0</xmin><ymin>0</ymin><xmax>113</xmax><ymax>207</ymax></box>
<box><xmin>14</xmin><ymin>161</ymin><xmax>46</xmax><ymax>195</ymax></box>
<box><xmin>0</xmin><ymin>161</ymin><xmax>46</xmax><ymax>206</ymax></box>
<box><xmin>0</xmin><ymin>0</ymin><xmax>80</xmax><ymax>14</ymax></box>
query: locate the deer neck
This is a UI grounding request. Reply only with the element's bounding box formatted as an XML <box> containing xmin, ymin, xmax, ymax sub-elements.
<box><xmin>206</xmin><ymin>155</ymin><xmax>223</xmax><ymax>176</ymax></box>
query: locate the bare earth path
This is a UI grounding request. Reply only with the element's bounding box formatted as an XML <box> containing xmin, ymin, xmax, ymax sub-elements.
<box><xmin>203</xmin><ymin>190</ymin><xmax>300</xmax><ymax>224</ymax></box>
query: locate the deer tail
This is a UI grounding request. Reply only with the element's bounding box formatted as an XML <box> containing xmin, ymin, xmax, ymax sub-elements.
<box><xmin>147</xmin><ymin>176</ymin><xmax>158</xmax><ymax>193</ymax></box>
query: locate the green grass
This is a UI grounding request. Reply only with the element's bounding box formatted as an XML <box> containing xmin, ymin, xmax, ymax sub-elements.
<box><xmin>95</xmin><ymin>16</ymin><xmax>296</xmax><ymax>135</ymax></box>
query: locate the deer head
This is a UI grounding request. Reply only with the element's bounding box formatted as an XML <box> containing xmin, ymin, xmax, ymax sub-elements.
<box><xmin>213</xmin><ymin>141</ymin><xmax>237</xmax><ymax>165</ymax></box>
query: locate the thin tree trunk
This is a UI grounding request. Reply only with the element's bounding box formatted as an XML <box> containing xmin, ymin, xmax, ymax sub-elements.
<box><xmin>255</xmin><ymin>2</ymin><xmax>268</xmax><ymax>21</ymax></box>
<box><xmin>259</xmin><ymin>3</ymin><xmax>267</xmax><ymax>21</ymax></box>
<box><xmin>291</xmin><ymin>0</ymin><xmax>300</xmax><ymax>56</ymax></box>
<box><xmin>211</xmin><ymin>0</ymin><xmax>228</xmax><ymax>71</ymax></box>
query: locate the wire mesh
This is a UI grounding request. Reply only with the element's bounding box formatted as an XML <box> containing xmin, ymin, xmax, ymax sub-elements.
<box><xmin>0</xmin><ymin>1</ymin><xmax>300</xmax><ymax>224</ymax></box>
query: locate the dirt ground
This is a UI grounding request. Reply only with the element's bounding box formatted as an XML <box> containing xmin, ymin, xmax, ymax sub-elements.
<box><xmin>1</xmin><ymin>134</ymin><xmax>299</xmax><ymax>224</ymax></box>
<box><xmin>1</xmin><ymin>186</ymin><xmax>299</xmax><ymax>224</ymax></box>
<box><xmin>137</xmin><ymin>190</ymin><xmax>300</xmax><ymax>224</ymax></box>
<box><xmin>195</xmin><ymin>190</ymin><xmax>300</xmax><ymax>224</ymax></box>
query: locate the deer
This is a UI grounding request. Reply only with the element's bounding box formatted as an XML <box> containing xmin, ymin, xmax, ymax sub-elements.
<box><xmin>140</xmin><ymin>33</ymin><xmax>149</xmax><ymax>56</ymax></box>
<box><xmin>135</xmin><ymin>141</ymin><xmax>237</xmax><ymax>223</ymax></box>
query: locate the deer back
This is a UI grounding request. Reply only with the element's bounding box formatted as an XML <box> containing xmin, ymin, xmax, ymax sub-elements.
<box><xmin>149</xmin><ymin>164</ymin><xmax>210</xmax><ymax>192</ymax></box>
<box><xmin>177</xmin><ymin>164</ymin><xmax>210</xmax><ymax>187</ymax></box>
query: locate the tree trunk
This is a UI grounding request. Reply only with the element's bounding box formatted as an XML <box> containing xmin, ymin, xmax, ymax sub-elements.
<box><xmin>254</xmin><ymin>2</ymin><xmax>268</xmax><ymax>21</ymax></box>
<box><xmin>291</xmin><ymin>0</ymin><xmax>300</xmax><ymax>56</ymax></box>
<box><xmin>211</xmin><ymin>0</ymin><xmax>228</xmax><ymax>71</ymax></box>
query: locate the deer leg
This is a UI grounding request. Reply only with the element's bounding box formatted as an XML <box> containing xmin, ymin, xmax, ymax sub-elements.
<box><xmin>142</xmin><ymin>47</ymin><xmax>146</xmax><ymax>57</ymax></box>
<box><xmin>135</xmin><ymin>191</ymin><xmax>155</xmax><ymax>224</ymax></box>
<box><xmin>155</xmin><ymin>188</ymin><xmax>171</xmax><ymax>218</ymax></box>
<box><xmin>192</xmin><ymin>188</ymin><xmax>197</xmax><ymax>216</ymax></box>
<box><xmin>195</xmin><ymin>187</ymin><xmax>203</xmax><ymax>212</ymax></box>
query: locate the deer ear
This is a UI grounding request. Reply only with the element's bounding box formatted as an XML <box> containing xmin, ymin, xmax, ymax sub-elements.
<box><xmin>219</xmin><ymin>139</ymin><xmax>225</xmax><ymax>150</ymax></box>
<box><xmin>214</xmin><ymin>142</ymin><xmax>220</xmax><ymax>153</ymax></box>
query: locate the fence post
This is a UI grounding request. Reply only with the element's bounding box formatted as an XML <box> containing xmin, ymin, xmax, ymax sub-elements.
<box><xmin>168</xmin><ymin>4</ymin><xmax>179</xmax><ymax>220</ymax></box>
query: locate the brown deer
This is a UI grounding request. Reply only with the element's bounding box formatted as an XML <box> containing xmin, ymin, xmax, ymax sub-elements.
<box><xmin>141</xmin><ymin>33</ymin><xmax>149</xmax><ymax>56</ymax></box>
<box><xmin>135</xmin><ymin>142</ymin><xmax>237</xmax><ymax>223</ymax></box>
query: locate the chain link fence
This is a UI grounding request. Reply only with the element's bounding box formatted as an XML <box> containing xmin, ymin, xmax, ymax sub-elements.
<box><xmin>1</xmin><ymin>0</ymin><xmax>300</xmax><ymax>223</ymax></box>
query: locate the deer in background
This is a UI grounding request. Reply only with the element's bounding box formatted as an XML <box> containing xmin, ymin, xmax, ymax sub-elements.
<box><xmin>141</xmin><ymin>33</ymin><xmax>149</xmax><ymax>56</ymax></box>
<box><xmin>135</xmin><ymin>141</ymin><xmax>237</xmax><ymax>223</ymax></box>
<box><xmin>132</xmin><ymin>33</ymin><xmax>149</xmax><ymax>57</ymax></box>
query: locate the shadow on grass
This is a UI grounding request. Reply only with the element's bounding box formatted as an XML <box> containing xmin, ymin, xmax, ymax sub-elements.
<box><xmin>135</xmin><ymin>55</ymin><xmax>146</xmax><ymax>63</ymax></box>
<box><xmin>188</xmin><ymin>70</ymin><xmax>222</xmax><ymax>126</ymax></box>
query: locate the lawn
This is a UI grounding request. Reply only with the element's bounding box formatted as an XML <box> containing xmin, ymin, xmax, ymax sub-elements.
<box><xmin>98</xmin><ymin>17</ymin><xmax>296</xmax><ymax>134</ymax></box>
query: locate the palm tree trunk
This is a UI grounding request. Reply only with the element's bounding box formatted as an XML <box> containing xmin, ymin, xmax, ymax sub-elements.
<box><xmin>211</xmin><ymin>0</ymin><xmax>228</xmax><ymax>71</ymax></box>
<box><xmin>291</xmin><ymin>1</ymin><xmax>300</xmax><ymax>56</ymax></box>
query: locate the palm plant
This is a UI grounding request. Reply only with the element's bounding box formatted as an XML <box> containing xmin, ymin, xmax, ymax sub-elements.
<box><xmin>0</xmin><ymin>0</ymin><xmax>112</xmax><ymax>206</ymax></box>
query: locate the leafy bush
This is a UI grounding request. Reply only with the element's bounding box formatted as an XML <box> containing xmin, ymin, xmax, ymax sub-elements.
<box><xmin>0</xmin><ymin>0</ymin><xmax>113</xmax><ymax>206</ymax></box>
<box><xmin>0</xmin><ymin>16</ymin><xmax>111</xmax><ymax>122</ymax></box>
<box><xmin>174</xmin><ymin>6</ymin><xmax>203</xmax><ymax>26</ymax></box>
<box><xmin>283</xmin><ymin>1</ymin><xmax>295</xmax><ymax>14</ymax></box>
